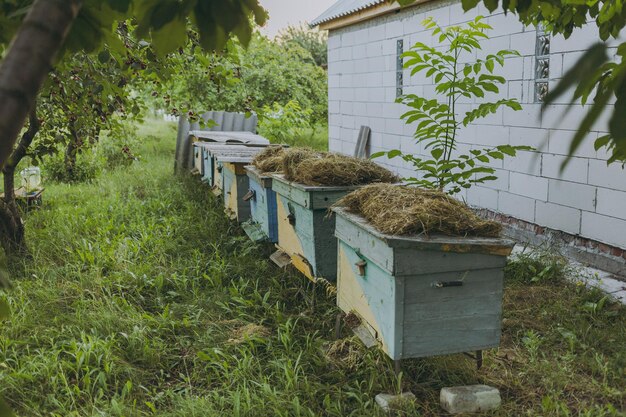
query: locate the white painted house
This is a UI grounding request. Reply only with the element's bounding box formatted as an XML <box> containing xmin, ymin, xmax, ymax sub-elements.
<box><xmin>312</xmin><ymin>0</ymin><xmax>626</xmax><ymax>274</ymax></box>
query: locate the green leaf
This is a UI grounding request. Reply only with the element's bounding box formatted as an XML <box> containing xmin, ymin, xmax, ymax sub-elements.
<box><xmin>462</xmin><ymin>0</ymin><xmax>482</xmax><ymax>11</ymax></box>
<box><xmin>431</xmin><ymin>148</ymin><xmax>444</xmax><ymax>160</ymax></box>
<box><xmin>594</xmin><ymin>135</ymin><xmax>611</xmax><ymax>151</ymax></box>
<box><xmin>151</xmin><ymin>18</ymin><xmax>187</xmax><ymax>56</ymax></box>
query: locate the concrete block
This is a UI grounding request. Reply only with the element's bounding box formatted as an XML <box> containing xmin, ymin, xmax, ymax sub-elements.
<box><xmin>498</xmin><ymin>191</ymin><xmax>536</xmax><ymax>222</ymax></box>
<box><xmin>368</xmin><ymin>25</ymin><xmax>386</xmax><ymax>42</ymax></box>
<box><xmin>385</xmin><ymin>21</ymin><xmax>404</xmax><ymax>39</ymax></box>
<box><xmin>340</xmin><ymin>47</ymin><xmax>353</xmax><ymax>61</ymax></box>
<box><xmin>367</xmin><ymin>41</ymin><xmax>383</xmax><ymax>58</ymax></box>
<box><xmin>548</xmin><ymin>179</ymin><xmax>597</xmax><ymax>211</ymax></box>
<box><xmin>506</xmin><ymin>150</ymin><xmax>542</xmax><ymax>176</ymax></box>
<box><xmin>382</xmin><ymin>39</ymin><xmax>397</xmax><ymax>56</ymax></box>
<box><xmin>474</xmin><ymin>125</ymin><xmax>510</xmax><ymax>147</ymax></box>
<box><xmin>375</xmin><ymin>392</ymin><xmax>416</xmax><ymax>412</ymax></box>
<box><xmin>548</xmin><ymin>129</ymin><xmax>597</xmax><ymax>158</ymax></box>
<box><xmin>596</xmin><ymin>188</ymin><xmax>626</xmax><ymax>220</ymax></box>
<box><xmin>541</xmin><ymin>154</ymin><xmax>588</xmax><ymax>184</ymax></box>
<box><xmin>466</xmin><ymin>186</ymin><xmax>499</xmax><ymax>210</ymax></box>
<box><xmin>510</xmin><ymin>172</ymin><xmax>549</xmax><ymax>200</ymax></box>
<box><xmin>581</xmin><ymin>212</ymin><xmax>626</xmax><ymax>248</ymax></box>
<box><xmin>440</xmin><ymin>385</ymin><xmax>501</xmax><ymax>414</ymax></box>
<box><xmin>535</xmin><ymin>201</ymin><xmax>582</xmax><ymax>235</ymax></box>
<box><xmin>588</xmin><ymin>159</ymin><xmax>626</xmax><ymax>192</ymax></box>
<box><xmin>352</xmin><ymin>44</ymin><xmax>367</xmax><ymax>60</ymax></box>
<box><xmin>340</xmin><ymin>101</ymin><xmax>353</xmax><ymax>116</ymax></box>
<box><xmin>510</xmin><ymin>31</ymin><xmax>537</xmax><ymax>56</ymax></box>
<box><xmin>509</xmin><ymin>126</ymin><xmax>548</xmax><ymax>150</ymax></box>
<box><xmin>503</xmin><ymin>104</ymin><xmax>541</xmax><ymax>128</ymax></box>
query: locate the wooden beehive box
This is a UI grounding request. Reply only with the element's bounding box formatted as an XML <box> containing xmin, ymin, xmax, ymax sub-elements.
<box><xmin>333</xmin><ymin>207</ymin><xmax>514</xmax><ymax>360</ymax></box>
<box><xmin>242</xmin><ymin>166</ymin><xmax>278</xmax><ymax>243</ymax></box>
<box><xmin>271</xmin><ymin>174</ymin><xmax>360</xmax><ymax>282</ymax></box>
<box><xmin>217</xmin><ymin>155</ymin><xmax>257</xmax><ymax>222</ymax></box>
<box><xmin>192</xmin><ymin>142</ymin><xmax>204</xmax><ymax>175</ymax></box>
<box><xmin>202</xmin><ymin>145</ymin><xmax>262</xmax><ymax>195</ymax></box>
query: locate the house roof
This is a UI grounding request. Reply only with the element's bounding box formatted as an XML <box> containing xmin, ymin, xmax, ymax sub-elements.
<box><xmin>310</xmin><ymin>0</ymin><xmax>387</xmax><ymax>27</ymax></box>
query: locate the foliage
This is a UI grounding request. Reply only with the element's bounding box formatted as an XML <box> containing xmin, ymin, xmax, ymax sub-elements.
<box><xmin>99</xmin><ymin>123</ymin><xmax>141</xmax><ymax>169</ymax></box>
<box><xmin>373</xmin><ymin>17</ymin><xmax>531</xmax><ymax>194</ymax></box>
<box><xmin>0</xmin><ymin>120</ymin><xmax>623</xmax><ymax>416</ymax></box>
<box><xmin>0</xmin><ymin>0</ymin><xmax>267</xmax><ymax>57</ymax></box>
<box><xmin>277</xmin><ymin>25</ymin><xmax>328</xmax><ymax>67</ymax></box>
<box><xmin>43</xmin><ymin>149</ymin><xmax>102</xmax><ymax>183</ymax></box>
<box><xmin>150</xmin><ymin>33</ymin><xmax>328</xmax><ymax>124</ymax></box>
<box><xmin>504</xmin><ymin>248</ymin><xmax>569</xmax><ymax>284</ymax></box>
<box><xmin>258</xmin><ymin>101</ymin><xmax>313</xmax><ymax>146</ymax></box>
<box><xmin>453</xmin><ymin>0</ymin><xmax>626</xmax><ymax>165</ymax></box>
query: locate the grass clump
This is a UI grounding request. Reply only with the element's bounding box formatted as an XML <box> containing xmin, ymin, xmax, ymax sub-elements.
<box><xmin>335</xmin><ymin>183</ymin><xmax>502</xmax><ymax>237</ymax></box>
<box><xmin>505</xmin><ymin>248</ymin><xmax>570</xmax><ymax>285</ymax></box>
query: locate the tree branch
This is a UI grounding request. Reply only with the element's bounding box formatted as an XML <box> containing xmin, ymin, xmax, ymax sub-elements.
<box><xmin>0</xmin><ymin>0</ymin><xmax>82</xmax><ymax>171</ymax></box>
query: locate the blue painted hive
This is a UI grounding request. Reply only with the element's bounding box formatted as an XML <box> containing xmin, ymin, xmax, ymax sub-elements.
<box><xmin>271</xmin><ymin>174</ymin><xmax>360</xmax><ymax>282</ymax></box>
<box><xmin>242</xmin><ymin>166</ymin><xmax>278</xmax><ymax>243</ymax></box>
<box><xmin>333</xmin><ymin>207</ymin><xmax>514</xmax><ymax>361</ymax></box>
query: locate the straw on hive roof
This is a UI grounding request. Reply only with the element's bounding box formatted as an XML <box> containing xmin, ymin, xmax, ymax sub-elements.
<box><xmin>334</xmin><ymin>183</ymin><xmax>502</xmax><ymax>238</ymax></box>
<box><xmin>251</xmin><ymin>146</ymin><xmax>287</xmax><ymax>173</ymax></box>
<box><xmin>253</xmin><ymin>146</ymin><xmax>399</xmax><ymax>186</ymax></box>
<box><xmin>286</xmin><ymin>153</ymin><xmax>400</xmax><ymax>186</ymax></box>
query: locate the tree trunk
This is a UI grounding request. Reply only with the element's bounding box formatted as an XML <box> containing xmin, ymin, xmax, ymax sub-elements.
<box><xmin>0</xmin><ymin>0</ymin><xmax>82</xmax><ymax>171</ymax></box>
<box><xmin>0</xmin><ymin>107</ymin><xmax>40</xmax><ymax>258</ymax></box>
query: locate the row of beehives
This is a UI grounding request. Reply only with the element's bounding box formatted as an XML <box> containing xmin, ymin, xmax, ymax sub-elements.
<box><xmin>192</xmin><ymin>138</ymin><xmax>514</xmax><ymax>367</ymax></box>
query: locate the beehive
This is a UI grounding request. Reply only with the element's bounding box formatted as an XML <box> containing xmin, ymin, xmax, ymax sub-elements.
<box><xmin>333</xmin><ymin>207</ymin><xmax>514</xmax><ymax>360</ymax></box>
<box><xmin>242</xmin><ymin>166</ymin><xmax>278</xmax><ymax>242</ymax></box>
<box><xmin>271</xmin><ymin>174</ymin><xmax>359</xmax><ymax>282</ymax></box>
<box><xmin>192</xmin><ymin>142</ymin><xmax>204</xmax><ymax>175</ymax></box>
<box><xmin>218</xmin><ymin>155</ymin><xmax>255</xmax><ymax>222</ymax></box>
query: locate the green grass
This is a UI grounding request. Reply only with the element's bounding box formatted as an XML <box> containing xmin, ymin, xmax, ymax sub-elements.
<box><xmin>0</xmin><ymin>120</ymin><xmax>624</xmax><ymax>416</ymax></box>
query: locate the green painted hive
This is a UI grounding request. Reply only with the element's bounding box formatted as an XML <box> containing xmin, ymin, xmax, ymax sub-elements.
<box><xmin>333</xmin><ymin>207</ymin><xmax>514</xmax><ymax>361</ymax></box>
<box><xmin>271</xmin><ymin>174</ymin><xmax>359</xmax><ymax>282</ymax></box>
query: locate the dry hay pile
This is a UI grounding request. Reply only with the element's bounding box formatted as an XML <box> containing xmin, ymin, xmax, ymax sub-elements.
<box><xmin>252</xmin><ymin>146</ymin><xmax>286</xmax><ymax>173</ymax></box>
<box><xmin>253</xmin><ymin>147</ymin><xmax>398</xmax><ymax>187</ymax></box>
<box><xmin>284</xmin><ymin>151</ymin><xmax>400</xmax><ymax>186</ymax></box>
<box><xmin>335</xmin><ymin>183</ymin><xmax>502</xmax><ymax>238</ymax></box>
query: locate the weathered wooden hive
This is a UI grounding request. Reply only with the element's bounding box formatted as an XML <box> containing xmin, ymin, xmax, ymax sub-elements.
<box><xmin>189</xmin><ymin>131</ymin><xmax>269</xmax><ymax>186</ymax></box>
<box><xmin>271</xmin><ymin>174</ymin><xmax>359</xmax><ymax>282</ymax></box>
<box><xmin>242</xmin><ymin>166</ymin><xmax>278</xmax><ymax>243</ymax></box>
<box><xmin>217</xmin><ymin>153</ymin><xmax>261</xmax><ymax>223</ymax></box>
<box><xmin>333</xmin><ymin>207</ymin><xmax>515</xmax><ymax>361</ymax></box>
<box><xmin>192</xmin><ymin>142</ymin><xmax>205</xmax><ymax>175</ymax></box>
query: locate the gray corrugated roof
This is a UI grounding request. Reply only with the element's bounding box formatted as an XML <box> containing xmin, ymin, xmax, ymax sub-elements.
<box><xmin>310</xmin><ymin>0</ymin><xmax>386</xmax><ymax>26</ymax></box>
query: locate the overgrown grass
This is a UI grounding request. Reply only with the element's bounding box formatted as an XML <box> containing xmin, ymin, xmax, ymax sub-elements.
<box><xmin>0</xmin><ymin>120</ymin><xmax>624</xmax><ymax>416</ymax></box>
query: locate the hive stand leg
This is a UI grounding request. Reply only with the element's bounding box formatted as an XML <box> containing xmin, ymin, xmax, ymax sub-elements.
<box><xmin>394</xmin><ymin>359</ymin><xmax>402</xmax><ymax>376</ymax></box>
<box><xmin>334</xmin><ymin>312</ymin><xmax>344</xmax><ymax>340</ymax></box>
<box><xmin>476</xmin><ymin>350</ymin><xmax>483</xmax><ymax>370</ymax></box>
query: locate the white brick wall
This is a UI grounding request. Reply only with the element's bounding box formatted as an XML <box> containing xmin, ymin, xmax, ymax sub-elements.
<box><xmin>326</xmin><ymin>0</ymin><xmax>626</xmax><ymax>249</ymax></box>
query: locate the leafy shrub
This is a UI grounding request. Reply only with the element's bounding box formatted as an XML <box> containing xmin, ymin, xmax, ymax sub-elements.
<box><xmin>99</xmin><ymin>123</ymin><xmax>141</xmax><ymax>169</ymax></box>
<box><xmin>373</xmin><ymin>17</ymin><xmax>531</xmax><ymax>194</ymax></box>
<box><xmin>504</xmin><ymin>249</ymin><xmax>569</xmax><ymax>284</ymax></box>
<box><xmin>259</xmin><ymin>101</ymin><xmax>313</xmax><ymax>146</ymax></box>
<box><xmin>43</xmin><ymin>149</ymin><xmax>102</xmax><ymax>183</ymax></box>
